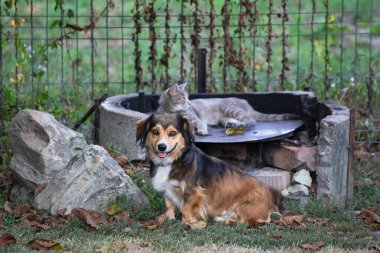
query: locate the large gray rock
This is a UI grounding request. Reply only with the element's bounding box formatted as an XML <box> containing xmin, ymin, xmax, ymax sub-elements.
<box><xmin>8</xmin><ymin>109</ymin><xmax>87</xmax><ymax>191</ymax></box>
<box><xmin>34</xmin><ymin>145</ymin><xmax>149</xmax><ymax>215</ymax></box>
<box><xmin>316</xmin><ymin>102</ymin><xmax>350</xmax><ymax>207</ymax></box>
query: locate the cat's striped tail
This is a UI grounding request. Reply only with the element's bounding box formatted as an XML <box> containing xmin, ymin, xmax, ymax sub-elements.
<box><xmin>251</xmin><ymin>112</ymin><xmax>300</xmax><ymax>122</ymax></box>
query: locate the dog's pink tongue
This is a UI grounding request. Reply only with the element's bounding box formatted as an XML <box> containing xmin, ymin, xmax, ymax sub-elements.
<box><xmin>158</xmin><ymin>152</ymin><xmax>168</xmax><ymax>158</ymax></box>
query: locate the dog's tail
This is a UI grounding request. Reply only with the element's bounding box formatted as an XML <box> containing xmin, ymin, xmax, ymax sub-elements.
<box><xmin>270</xmin><ymin>187</ymin><xmax>284</xmax><ymax>213</ymax></box>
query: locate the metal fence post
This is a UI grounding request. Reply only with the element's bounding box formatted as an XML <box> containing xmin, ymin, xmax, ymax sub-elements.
<box><xmin>197</xmin><ymin>48</ymin><xmax>207</xmax><ymax>93</ymax></box>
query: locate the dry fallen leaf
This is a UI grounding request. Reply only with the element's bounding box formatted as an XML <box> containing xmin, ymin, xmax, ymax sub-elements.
<box><xmin>299</xmin><ymin>241</ymin><xmax>326</xmax><ymax>251</ymax></box>
<box><xmin>20</xmin><ymin>218</ymin><xmax>32</xmax><ymax>228</ymax></box>
<box><xmin>111</xmin><ymin>211</ymin><xmax>132</xmax><ymax>224</ymax></box>
<box><xmin>274</xmin><ymin>214</ymin><xmax>304</xmax><ymax>227</ymax></box>
<box><xmin>72</xmin><ymin>208</ymin><xmax>100</xmax><ymax>230</ymax></box>
<box><xmin>0</xmin><ymin>223</ymin><xmax>7</xmax><ymax>230</ymax></box>
<box><xmin>95</xmin><ymin>240</ymin><xmax>128</xmax><ymax>253</ymax></box>
<box><xmin>57</xmin><ymin>208</ymin><xmax>67</xmax><ymax>217</ymax></box>
<box><xmin>35</xmin><ymin>183</ymin><xmax>48</xmax><ymax>197</ymax></box>
<box><xmin>357</xmin><ymin>208</ymin><xmax>380</xmax><ymax>225</ymax></box>
<box><xmin>28</xmin><ymin>239</ymin><xmax>62</xmax><ymax>251</ymax></box>
<box><xmin>3</xmin><ymin>201</ymin><xmax>12</xmax><ymax>213</ymax></box>
<box><xmin>12</xmin><ymin>203</ymin><xmax>33</xmax><ymax>216</ymax></box>
<box><xmin>307</xmin><ymin>216</ymin><xmax>336</xmax><ymax>229</ymax></box>
<box><xmin>373</xmin><ymin>245</ymin><xmax>380</xmax><ymax>252</ymax></box>
<box><xmin>115</xmin><ymin>155</ymin><xmax>128</xmax><ymax>166</ymax></box>
<box><xmin>36</xmin><ymin>224</ymin><xmax>52</xmax><ymax>230</ymax></box>
<box><xmin>106</xmin><ymin>204</ymin><xmax>122</xmax><ymax>216</ymax></box>
<box><xmin>270</xmin><ymin>234</ymin><xmax>283</xmax><ymax>239</ymax></box>
<box><xmin>0</xmin><ymin>233</ymin><xmax>17</xmax><ymax>248</ymax></box>
<box><xmin>138</xmin><ymin>242</ymin><xmax>151</xmax><ymax>247</ymax></box>
<box><xmin>140</xmin><ymin>219</ymin><xmax>161</xmax><ymax>230</ymax></box>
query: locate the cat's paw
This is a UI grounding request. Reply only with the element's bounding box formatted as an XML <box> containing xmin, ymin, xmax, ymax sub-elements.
<box><xmin>197</xmin><ymin>128</ymin><xmax>208</xmax><ymax>135</ymax></box>
<box><xmin>225</xmin><ymin>120</ymin><xmax>245</xmax><ymax>129</ymax></box>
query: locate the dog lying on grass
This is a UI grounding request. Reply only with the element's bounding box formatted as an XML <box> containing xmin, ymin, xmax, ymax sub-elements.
<box><xmin>136</xmin><ymin>113</ymin><xmax>282</xmax><ymax>229</ymax></box>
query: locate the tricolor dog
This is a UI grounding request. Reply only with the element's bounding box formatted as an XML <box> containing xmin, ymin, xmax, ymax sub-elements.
<box><xmin>136</xmin><ymin>113</ymin><xmax>282</xmax><ymax>229</ymax></box>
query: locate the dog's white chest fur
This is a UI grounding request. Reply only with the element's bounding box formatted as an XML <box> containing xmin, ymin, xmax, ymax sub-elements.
<box><xmin>151</xmin><ymin>165</ymin><xmax>181</xmax><ymax>207</ymax></box>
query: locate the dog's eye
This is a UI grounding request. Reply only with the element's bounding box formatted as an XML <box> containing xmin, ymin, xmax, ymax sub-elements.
<box><xmin>168</xmin><ymin>131</ymin><xmax>177</xmax><ymax>137</ymax></box>
<box><xmin>151</xmin><ymin>129</ymin><xmax>159</xmax><ymax>135</ymax></box>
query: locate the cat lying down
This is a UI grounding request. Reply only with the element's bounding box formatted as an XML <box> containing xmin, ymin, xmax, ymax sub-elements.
<box><xmin>157</xmin><ymin>83</ymin><xmax>299</xmax><ymax>135</ymax></box>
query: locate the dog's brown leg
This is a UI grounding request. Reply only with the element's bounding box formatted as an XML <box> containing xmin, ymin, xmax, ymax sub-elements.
<box><xmin>158</xmin><ymin>196</ymin><xmax>176</xmax><ymax>224</ymax></box>
<box><xmin>181</xmin><ymin>189</ymin><xmax>207</xmax><ymax>229</ymax></box>
<box><xmin>235</xmin><ymin>202</ymin><xmax>271</xmax><ymax>226</ymax></box>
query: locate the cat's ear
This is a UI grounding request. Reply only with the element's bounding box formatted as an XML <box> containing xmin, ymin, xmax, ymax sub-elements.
<box><xmin>178</xmin><ymin>82</ymin><xmax>187</xmax><ymax>90</ymax></box>
<box><xmin>168</xmin><ymin>83</ymin><xmax>179</xmax><ymax>96</ymax></box>
<box><xmin>136</xmin><ymin>114</ymin><xmax>153</xmax><ymax>145</ymax></box>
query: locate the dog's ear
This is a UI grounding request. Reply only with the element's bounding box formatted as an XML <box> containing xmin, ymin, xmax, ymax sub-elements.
<box><xmin>179</xmin><ymin>114</ymin><xmax>195</xmax><ymax>144</ymax></box>
<box><xmin>136</xmin><ymin>115</ymin><xmax>153</xmax><ymax>144</ymax></box>
<box><xmin>168</xmin><ymin>83</ymin><xmax>179</xmax><ymax>96</ymax></box>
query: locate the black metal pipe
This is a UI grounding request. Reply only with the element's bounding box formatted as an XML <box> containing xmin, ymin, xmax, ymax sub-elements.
<box><xmin>197</xmin><ymin>48</ymin><xmax>207</xmax><ymax>93</ymax></box>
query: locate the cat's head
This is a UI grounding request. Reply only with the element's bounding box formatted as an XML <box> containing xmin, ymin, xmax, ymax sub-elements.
<box><xmin>158</xmin><ymin>83</ymin><xmax>190</xmax><ymax>112</ymax></box>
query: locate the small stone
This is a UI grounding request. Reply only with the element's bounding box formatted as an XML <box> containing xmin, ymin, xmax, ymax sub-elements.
<box><xmin>292</xmin><ymin>169</ymin><xmax>312</xmax><ymax>187</ymax></box>
<box><xmin>287</xmin><ymin>184</ymin><xmax>309</xmax><ymax>196</ymax></box>
<box><xmin>281</xmin><ymin>189</ymin><xmax>289</xmax><ymax>197</ymax></box>
<box><xmin>123</xmin><ymin>227</ymin><xmax>133</xmax><ymax>233</ymax></box>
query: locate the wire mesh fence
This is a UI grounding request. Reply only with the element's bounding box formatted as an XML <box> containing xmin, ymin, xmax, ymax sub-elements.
<box><xmin>0</xmin><ymin>0</ymin><xmax>379</xmax><ymax>148</ymax></box>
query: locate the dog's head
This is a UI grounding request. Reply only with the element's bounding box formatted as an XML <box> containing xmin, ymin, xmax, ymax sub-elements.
<box><xmin>136</xmin><ymin>113</ymin><xmax>195</xmax><ymax>165</ymax></box>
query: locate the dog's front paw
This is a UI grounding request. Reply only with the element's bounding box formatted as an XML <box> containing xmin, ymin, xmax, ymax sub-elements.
<box><xmin>158</xmin><ymin>211</ymin><xmax>175</xmax><ymax>224</ymax></box>
<box><xmin>185</xmin><ymin>220</ymin><xmax>207</xmax><ymax>230</ymax></box>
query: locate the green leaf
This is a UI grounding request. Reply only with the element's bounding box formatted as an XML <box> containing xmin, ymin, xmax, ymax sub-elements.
<box><xmin>50</xmin><ymin>41</ymin><xmax>58</xmax><ymax>49</ymax></box>
<box><xmin>51</xmin><ymin>20</ymin><xmax>60</xmax><ymax>27</ymax></box>
<box><xmin>54</xmin><ymin>0</ymin><xmax>63</xmax><ymax>11</ymax></box>
<box><xmin>67</xmin><ymin>9</ymin><xmax>74</xmax><ymax>18</ymax></box>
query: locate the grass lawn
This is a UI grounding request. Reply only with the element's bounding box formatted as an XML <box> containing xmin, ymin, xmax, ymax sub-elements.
<box><xmin>0</xmin><ymin>158</ymin><xmax>379</xmax><ymax>253</ymax></box>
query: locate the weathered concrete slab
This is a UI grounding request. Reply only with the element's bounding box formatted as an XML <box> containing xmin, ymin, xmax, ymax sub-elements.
<box><xmin>99</xmin><ymin>94</ymin><xmax>147</xmax><ymax>161</ymax></box>
<box><xmin>316</xmin><ymin>102</ymin><xmax>350</xmax><ymax>207</ymax></box>
<box><xmin>250</xmin><ymin>167</ymin><xmax>291</xmax><ymax>191</ymax></box>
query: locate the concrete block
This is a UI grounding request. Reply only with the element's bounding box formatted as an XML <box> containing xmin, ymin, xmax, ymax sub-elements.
<box><xmin>316</xmin><ymin>102</ymin><xmax>350</xmax><ymax>208</ymax></box>
<box><xmin>206</xmin><ymin>143</ymin><xmax>247</xmax><ymax>161</ymax></box>
<box><xmin>99</xmin><ymin>95</ymin><xmax>147</xmax><ymax>161</ymax></box>
<box><xmin>261</xmin><ymin>142</ymin><xmax>316</xmax><ymax>171</ymax></box>
<box><xmin>250</xmin><ymin>167</ymin><xmax>291</xmax><ymax>191</ymax></box>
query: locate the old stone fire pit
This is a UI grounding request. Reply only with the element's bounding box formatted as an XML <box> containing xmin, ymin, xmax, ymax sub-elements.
<box><xmin>99</xmin><ymin>91</ymin><xmax>352</xmax><ymax>207</ymax></box>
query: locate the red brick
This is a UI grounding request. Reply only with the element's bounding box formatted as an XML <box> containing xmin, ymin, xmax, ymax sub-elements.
<box><xmin>261</xmin><ymin>142</ymin><xmax>316</xmax><ymax>171</ymax></box>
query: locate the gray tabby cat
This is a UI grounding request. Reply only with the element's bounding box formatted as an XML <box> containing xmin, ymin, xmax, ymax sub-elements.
<box><xmin>157</xmin><ymin>83</ymin><xmax>299</xmax><ymax>135</ymax></box>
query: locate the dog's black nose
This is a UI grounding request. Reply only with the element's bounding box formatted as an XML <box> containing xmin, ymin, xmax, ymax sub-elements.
<box><xmin>157</xmin><ymin>143</ymin><xmax>167</xmax><ymax>151</ymax></box>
